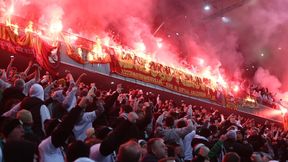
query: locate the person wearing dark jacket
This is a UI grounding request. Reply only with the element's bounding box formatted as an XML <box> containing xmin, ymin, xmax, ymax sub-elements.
<box><xmin>20</xmin><ymin>84</ymin><xmax>51</xmax><ymax>139</ymax></box>
<box><xmin>89</xmin><ymin>112</ymin><xmax>140</xmax><ymax>162</ymax></box>
<box><xmin>0</xmin><ymin>79</ymin><xmax>25</xmax><ymax>115</ymax></box>
<box><xmin>223</xmin><ymin>130</ymin><xmax>253</xmax><ymax>162</ymax></box>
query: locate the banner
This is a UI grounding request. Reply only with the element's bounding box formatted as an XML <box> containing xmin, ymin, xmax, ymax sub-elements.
<box><xmin>62</xmin><ymin>33</ymin><xmax>111</xmax><ymax>64</ymax></box>
<box><xmin>110</xmin><ymin>52</ymin><xmax>217</xmax><ymax>100</ymax></box>
<box><xmin>0</xmin><ymin>24</ymin><xmax>60</xmax><ymax>75</ymax></box>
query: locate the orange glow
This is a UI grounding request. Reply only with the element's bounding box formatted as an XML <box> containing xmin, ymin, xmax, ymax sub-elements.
<box><xmin>102</xmin><ymin>36</ymin><xmax>111</xmax><ymax>46</ymax></box>
<box><xmin>77</xmin><ymin>47</ymin><xmax>83</xmax><ymax>57</ymax></box>
<box><xmin>67</xmin><ymin>34</ymin><xmax>78</xmax><ymax>44</ymax></box>
<box><xmin>25</xmin><ymin>21</ymin><xmax>34</xmax><ymax>33</ymax></box>
<box><xmin>134</xmin><ymin>42</ymin><xmax>146</xmax><ymax>52</ymax></box>
<box><xmin>0</xmin><ymin>8</ymin><xmax>236</xmax><ymax>95</ymax></box>
<box><xmin>245</xmin><ymin>96</ymin><xmax>256</xmax><ymax>103</ymax></box>
<box><xmin>87</xmin><ymin>38</ymin><xmax>107</xmax><ymax>61</ymax></box>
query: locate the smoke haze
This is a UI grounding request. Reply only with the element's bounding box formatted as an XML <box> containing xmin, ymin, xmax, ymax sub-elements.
<box><xmin>5</xmin><ymin>0</ymin><xmax>288</xmax><ymax>96</ymax></box>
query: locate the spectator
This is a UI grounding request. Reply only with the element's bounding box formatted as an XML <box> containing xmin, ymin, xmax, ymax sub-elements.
<box><xmin>116</xmin><ymin>140</ymin><xmax>142</xmax><ymax>162</ymax></box>
<box><xmin>142</xmin><ymin>138</ymin><xmax>168</xmax><ymax>162</ymax></box>
<box><xmin>222</xmin><ymin>152</ymin><xmax>240</xmax><ymax>162</ymax></box>
<box><xmin>66</xmin><ymin>140</ymin><xmax>91</xmax><ymax>162</ymax></box>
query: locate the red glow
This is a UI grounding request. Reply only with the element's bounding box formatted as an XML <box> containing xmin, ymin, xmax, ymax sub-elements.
<box><xmin>156</xmin><ymin>38</ymin><xmax>163</xmax><ymax>48</ymax></box>
<box><xmin>0</xmin><ymin>2</ymin><xmax>238</xmax><ymax>95</ymax></box>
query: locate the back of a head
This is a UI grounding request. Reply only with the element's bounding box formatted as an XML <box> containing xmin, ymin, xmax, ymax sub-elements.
<box><xmin>222</xmin><ymin>152</ymin><xmax>240</xmax><ymax>162</ymax></box>
<box><xmin>44</xmin><ymin>119</ymin><xmax>61</xmax><ymax>137</ymax></box>
<box><xmin>74</xmin><ymin>157</ymin><xmax>95</xmax><ymax>162</ymax></box>
<box><xmin>1</xmin><ymin>118</ymin><xmax>23</xmax><ymax>139</ymax></box>
<box><xmin>67</xmin><ymin>140</ymin><xmax>90</xmax><ymax>162</ymax></box>
<box><xmin>147</xmin><ymin>138</ymin><xmax>162</xmax><ymax>154</ymax></box>
<box><xmin>95</xmin><ymin>126</ymin><xmax>112</xmax><ymax>141</ymax></box>
<box><xmin>146</xmin><ymin>138</ymin><xmax>167</xmax><ymax>159</ymax></box>
<box><xmin>116</xmin><ymin>140</ymin><xmax>142</xmax><ymax>162</ymax></box>
<box><xmin>198</xmin><ymin>128</ymin><xmax>211</xmax><ymax>138</ymax></box>
<box><xmin>29</xmin><ymin>83</ymin><xmax>44</xmax><ymax>100</ymax></box>
<box><xmin>16</xmin><ymin>109</ymin><xmax>33</xmax><ymax>125</ymax></box>
<box><xmin>13</xmin><ymin>78</ymin><xmax>25</xmax><ymax>90</ymax></box>
<box><xmin>176</xmin><ymin>119</ymin><xmax>187</xmax><ymax>128</ymax></box>
<box><xmin>165</xmin><ymin>116</ymin><xmax>175</xmax><ymax>128</ymax></box>
<box><xmin>122</xmin><ymin>105</ymin><xmax>133</xmax><ymax>113</ymax></box>
<box><xmin>3</xmin><ymin>140</ymin><xmax>36</xmax><ymax>162</ymax></box>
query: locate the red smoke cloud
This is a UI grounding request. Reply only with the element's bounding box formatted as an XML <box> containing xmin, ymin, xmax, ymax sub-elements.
<box><xmin>3</xmin><ymin>0</ymin><xmax>288</xmax><ymax>100</ymax></box>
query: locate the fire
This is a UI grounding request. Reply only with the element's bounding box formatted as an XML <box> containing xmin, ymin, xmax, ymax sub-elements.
<box><xmin>245</xmin><ymin>96</ymin><xmax>256</xmax><ymax>103</ymax></box>
<box><xmin>0</xmin><ymin>4</ymin><xmax>238</xmax><ymax>96</ymax></box>
<box><xmin>87</xmin><ymin>38</ymin><xmax>106</xmax><ymax>61</ymax></box>
<box><xmin>102</xmin><ymin>36</ymin><xmax>111</xmax><ymax>46</ymax></box>
<box><xmin>49</xmin><ymin>19</ymin><xmax>63</xmax><ymax>34</ymax></box>
<box><xmin>67</xmin><ymin>34</ymin><xmax>78</xmax><ymax>44</ymax></box>
<box><xmin>77</xmin><ymin>47</ymin><xmax>83</xmax><ymax>57</ymax></box>
<box><xmin>25</xmin><ymin>21</ymin><xmax>34</xmax><ymax>33</ymax></box>
<box><xmin>134</xmin><ymin>42</ymin><xmax>146</xmax><ymax>52</ymax></box>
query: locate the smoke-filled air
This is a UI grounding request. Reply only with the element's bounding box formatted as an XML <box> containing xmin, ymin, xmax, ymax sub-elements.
<box><xmin>2</xmin><ymin>0</ymin><xmax>288</xmax><ymax>101</ymax></box>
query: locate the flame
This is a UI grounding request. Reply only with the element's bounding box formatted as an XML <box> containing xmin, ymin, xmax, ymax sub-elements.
<box><xmin>245</xmin><ymin>96</ymin><xmax>256</xmax><ymax>103</ymax></box>
<box><xmin>49</xmin><ymin>19</ymin><xmax>63</xmax><ymax>34</ymax></box>
<box><xmin>102</xmin><ymin>36</ymin><xmax>112</xmax><ymax>46</ymax></box>
<box><xmin>134</xmin><ymin>42</ymin><xmax>146</xmax><ymax>53</ymax></box>
<box><xmin>0</xmin><ymin>5</ymin><xmax>238</xmax><ymax>95</ymax></box>
<box><xmin>25</xmin><ymin>21</ymin><xmax>34</xmax><ymax>33</ymax></box>
<box><xmin>67</xmin><ymin>34</ymin><xmax>78</xmax><ymax>44</ymax></box>
<box><xmin>87</xmin><ymin>38</ymin><xmax>106</xmax><ymax>61</ymax></box>
<box><xmin>77</xmin><ymin>47</ymin><xmax>83</xmax><ymax>57</ymax></box>
<box><xmin>5</xmin><ymin>16</ymin><xmax>19</xmax><ymax>35</ymax></box>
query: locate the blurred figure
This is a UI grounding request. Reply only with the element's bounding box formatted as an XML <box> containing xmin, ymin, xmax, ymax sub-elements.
<box><xmin>142</xmin><ymin>138</ymin><xmax>168</xmax><ymax>162</ymax></box>
<box><xmin>222</xmin><ymin>152</ymin><xmax>240</xmax><ymax>162</ymax></box>
<box><xmin>116</xmin><ymin>140</ymin><xmax>142</xmax><ymax>162</ymax></box>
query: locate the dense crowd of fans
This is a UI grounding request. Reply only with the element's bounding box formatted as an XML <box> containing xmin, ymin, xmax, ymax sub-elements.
<box><xmin>249</xmin><ymin>85</ymin><xmax>276</xmax><ymax>108</ymax></box>
<box><xmin>0</xmin><ymin>57</ymin><xmax>287</xmax><ymax>162</ymax></box>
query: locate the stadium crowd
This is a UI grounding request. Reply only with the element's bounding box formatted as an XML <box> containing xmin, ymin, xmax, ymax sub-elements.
<box><xmin>0</xmin><ymin>56</ymin><xmax>287</xmax><ymax>162</ymax></box>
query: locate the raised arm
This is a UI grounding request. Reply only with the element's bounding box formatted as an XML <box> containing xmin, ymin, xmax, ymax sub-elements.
<box><xmin>75</xmin><ymin>73</ymin><xmax>87</xmax><ymax>86</ymax></box>
<box><xmin>21</xmin><ymin>60</ymin><xmax>33</xmax><ymax>79</ymax></box>
<box><xmin>6</xmin><ymin>56</ymin><xmax>15</xmax><ymax>79</ymax></box>
<box><xmin>51</xmin><ymin>97</ymin><xmax>88</xmax><ymax>147</ymax></box>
